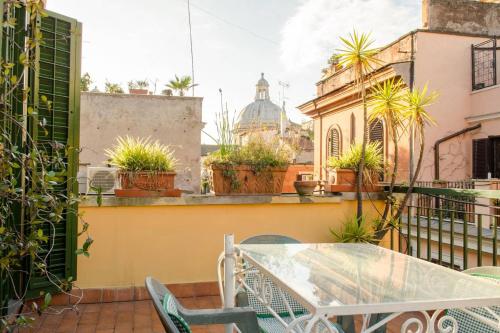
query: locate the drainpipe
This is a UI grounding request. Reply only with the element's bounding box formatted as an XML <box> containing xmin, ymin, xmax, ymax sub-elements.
<box><xmin>409</xmin><ymin>33</ymin><xmax>416</xmax><ymax>181</ymax></box>
<box><xmin>434</xmin><ymin>123</ymin><xmax>481</xmax><ymax>180</ymax></box>
<box><xmin>314</xmin><ymin>101</ymin><xmax>322</xmax><ymax>179</ymax></box>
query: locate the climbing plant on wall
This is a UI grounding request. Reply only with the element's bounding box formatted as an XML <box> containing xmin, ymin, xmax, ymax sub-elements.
<box><xmin>0</xmin><ymin>1</ymin><xmax>92</xmax><ymax>330</ymax></box>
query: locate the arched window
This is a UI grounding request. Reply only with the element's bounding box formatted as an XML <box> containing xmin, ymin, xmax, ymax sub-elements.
<box><xmin>327</xmin><ymin>127</ymin><xmax>341</xmax><ymax>159</ymax></box>
<box><xmin>350</xmin><ymin>113</ymin><xmax>356</xmax><ymax>145</ymax></box>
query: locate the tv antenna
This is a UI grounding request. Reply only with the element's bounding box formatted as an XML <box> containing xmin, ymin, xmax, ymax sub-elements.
<box><xmin>278</xmin><ymin>80</ymin><xmax>290</xmax><ymax>107</ymax></box>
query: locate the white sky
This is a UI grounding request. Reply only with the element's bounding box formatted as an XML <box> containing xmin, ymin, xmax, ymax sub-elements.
<box><xmin>46</xmin><ymin>0</ymin><xmax>421</xmax><ymax>143</ymax></box>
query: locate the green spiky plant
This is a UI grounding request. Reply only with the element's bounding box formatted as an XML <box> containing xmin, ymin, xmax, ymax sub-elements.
<box><xmin>395</xmin><ymin>84</ymin><xmax>439</xmax><ymax>220</ymax></box>
<box><xmin>369</xmin><ymin>78</ymin><xmax>406</xmax><ymax>223</ymax></box>
<box><xmin>336</xmin><ymin>30</ymin><xmax>381</xmax><ymax>224</ymax></box>
<box><xmin>105</xmin><ymin>136</ymin><xmax>177</xmax><ymax>172</ymax></box>
<box><xmin>330</xmin><ymin>215</ymin><xmax>377</xmax><ymax>243</ymax></box>
<box><xmin>328</xmin><ymin>142</ymin><xmax>383</xmax><ymax>184</ymax></box>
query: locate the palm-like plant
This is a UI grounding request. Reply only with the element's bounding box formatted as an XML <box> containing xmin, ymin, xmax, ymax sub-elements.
<box><xmin>105</xmin><ymin>81</ymin><xmax>124</xmax><ymax>94</ymax></box>
<box><xmin>396</xmin><ymin>84</ymin><xmax>439</xmax><ymax>219</ymax></box>
<box><xmin>336</xmin><ymin>30</ymin><xmax>381</xmax><ymax>223</ymax></box>
<box><xmin>166</xmin><ymin>75</ymin><xmax>196</xmax><ymax>96</ymax></box>
<box><xmin>369</xmin><ymin>78</ymin><xmax>406</xmax><ymax>222</ymax></box>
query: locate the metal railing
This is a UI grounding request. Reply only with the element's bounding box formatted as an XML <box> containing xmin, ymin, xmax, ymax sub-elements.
<box><xmin>390</xmin><ymin>186</ymin><xmax>500</xmax><ymax>270</ymax></box>
<box><xmin>472</xmin><ymin>38</ymin><xmax>498</xmax><ymax>91</ymax></box>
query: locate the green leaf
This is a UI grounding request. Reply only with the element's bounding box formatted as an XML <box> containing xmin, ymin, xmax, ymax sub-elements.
<box><xmin>19</xmin><ymin>52</ymin><xmax>27</xmax><ymax>65</ymax></box>
<box><xmin>44</xmin><ymin>292</ymin><xmax>52</xmax><ymax>307</ymax></box>
<box><xmin>10</xmin><ymin>75</ymin><xmax>17</xmax><ymax>85</ymax></box>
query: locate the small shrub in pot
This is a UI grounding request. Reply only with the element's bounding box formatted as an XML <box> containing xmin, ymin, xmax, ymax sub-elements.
<box><xmin>105</xmin><ymin>136</ymin><xmax>178</xmax><ymax>196</ymax></box>
<box><xmin>205</xmin><ymin>136</ymin><xmax>291</xmax><ymax>195</ymax></box>
<box><xmin>327</xmin><ymin>142</ymin><xmax>383</xmax><ymax>192</ymax></box>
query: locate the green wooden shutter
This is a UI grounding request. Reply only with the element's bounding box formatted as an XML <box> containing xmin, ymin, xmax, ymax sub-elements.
<box><xmin>0</xmin><ymin>1</ymin><xmax>30</xmax><ymax>315</ymax></box>
<box><xmin>27</xmin><ymin>10</ymin><xmax>81</xmax><ymax>296</ymax></box>
<box><xmin>472</xmin><ymin>138</ymin><xmax>490</xmax><ymax>179</ymax></box>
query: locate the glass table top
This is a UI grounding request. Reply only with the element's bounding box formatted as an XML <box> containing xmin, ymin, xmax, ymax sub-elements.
<box><xmin>238</xmin><ymin>243</ymin><xmax>500</xmax><ymax>315</ymax></box>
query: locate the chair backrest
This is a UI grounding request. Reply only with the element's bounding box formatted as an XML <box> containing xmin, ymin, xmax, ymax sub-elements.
<box><xmin>443</xmin><ymin>270</ymin><xmax>500</xmax><ymax>332</ymax></box>
<box><xmin>464</xmin><ymin>266</ymin><xmax>500</xmax><ymax>281</ymax></box>
<box><xmin>240</xmin><ymin>234</ymin><xmax>306</xmax><ymax>318</ymax></box>
<box><xmin>241</xmin><ymin>234</ymin><xmax>300</xmax><ymax>245</ymax></box>
<box><xmin>146</xmin><ymin>277</ymin><xmax>189</xmax><ymax>333</ymax></box>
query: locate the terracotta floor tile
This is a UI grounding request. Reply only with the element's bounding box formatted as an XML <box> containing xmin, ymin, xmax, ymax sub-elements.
<box><xmin>113</xmin><ymin>327</ymin><xmax>133</xmax><ymax>333</ymax></box>
<box><xmin>116</xmin><ymin>310</ymin><xmax>134</xmax><ymax>323</ymax></box>
<box><xmin>95</xmin><ymin>329</ymin><xmax>115</xmax><ymax>333</ymax></box>
<box><xmin>79</xmin><ymin>311</ymin><xmax>100</xmax><ymax>325</ymax></box>
<box><xmin>190</xmin><ymin>326</ymin><xmax>211</xmax><ymax>333</ymax></box>
<box><xmin>210</xmin><ymin>295</ymin><xmax>222</xmax><ymax>308</ymax></box>
<box><xmin>56</xmin><ymin>320</ymin><xmax>78</xmax><ymax>333</ymax></box>
<box><xmin>133</xmin><ymin>313</ymin><xmax>152</xmax><ymax>328</ymax></box>
<box><xmin>81</xmin><ymin>303</ymin><xmax>101</xmax><ymax>313</ymax></box>
<box><xmin>40</xmin><ymin>313</ymin><xmax>63</xmax><ymax>329</ymax></box>
<box><xmin>117</xmin><ymin>302</ymin><xmax>134</xmax><ymax>312</ymax></box>
<box><xmin>208</xmin><ymin>324</ymin><xmax>226</xmax><ymax>333</ymax></box>
<box><xmin>193</xmin><ymin>296</ymin><xmax>215</xmax><ymax>309</ymax></box>
<box><xmin>178</xmin><ymin>297</ymin><xmax>197</xmax><ymax>309</ymax></box>
<box><xmin>133</xmin><ymin>328</ymin><xmax>156</xmax><ymax>333</ymax></box>
<box><xmin>75</xmin><ymin>324</ymin><xmax>97</xmax><ymax>333</ymax></box>
<box><xmin>96</xmin><ymin>312</ymin><xmax>116</xmax><ymax>330</ymax></box>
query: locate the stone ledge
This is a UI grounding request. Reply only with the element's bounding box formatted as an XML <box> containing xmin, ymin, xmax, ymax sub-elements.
<box><xmin>80</xmin><ymin>192</ymin><xmax>385</xmax><ymax>208</ymax></box>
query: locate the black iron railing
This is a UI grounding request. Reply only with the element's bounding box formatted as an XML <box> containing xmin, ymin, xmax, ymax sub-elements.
<box><xmin>472</xmin><ymin>38</ymin><xmax>498</xmax><ymax>91</ymax></box>
<box><xmin>390</xmin><ymin>186</ymin><xmax>500</xmax><ymax>271</ymax></box>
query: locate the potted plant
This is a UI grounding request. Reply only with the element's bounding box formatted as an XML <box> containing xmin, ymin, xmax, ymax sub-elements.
<box><xmin>105</xmin><ymin>136</ymin><xmax>180</xmax><ymax>197</ymax></box>
<box><xmin>327</xmin><ymin>142</ymin><xmax>383</xmax><ymax>192</ymax></box>
<box><xmin>128</xmin><ymin>79</ymin><xmax>149</xmax><ymax>95</ymax></box>
<box><xmin>205</xmin><ymin>137</ymin><xmax>290</xmax><ymax>195</ymax></box>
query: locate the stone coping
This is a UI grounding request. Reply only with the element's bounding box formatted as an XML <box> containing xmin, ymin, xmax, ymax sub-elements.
<box><xmin>80</xmin><ymin>192</ymin><xmax>385</xmax><ymax>208</ymax></box>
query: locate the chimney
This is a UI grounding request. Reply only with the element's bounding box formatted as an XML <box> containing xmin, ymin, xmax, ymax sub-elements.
<box><xmin>421</xmin><ymin>0</ymin><xmax>500</xmax><ymax>36</ymax></box>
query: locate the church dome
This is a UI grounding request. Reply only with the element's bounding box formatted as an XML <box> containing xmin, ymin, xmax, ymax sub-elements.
<box><xmin>236</xmin><ymin>73</ymin><xmax>285</xmax><ymax>130</ymax></box>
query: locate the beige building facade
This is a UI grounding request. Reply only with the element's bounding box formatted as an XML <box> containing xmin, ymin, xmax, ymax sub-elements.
<box><xmin>299</xmin><ymin>0</ymin><xmax>500</xmax><ymax>183</ymax></box>
<box><xmin>79</xmin><ymin>92</ymin><xmax>203</xmax><ymax>193</ymax></box>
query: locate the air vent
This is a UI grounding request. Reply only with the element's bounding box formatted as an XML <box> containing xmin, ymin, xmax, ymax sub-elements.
<box><xmin>87</xmin><ymin>167</ymin><xmax>119</xmax><ymax>195</ymax></box>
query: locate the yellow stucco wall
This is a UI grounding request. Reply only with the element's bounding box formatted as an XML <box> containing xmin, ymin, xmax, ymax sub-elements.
<box><xmin>77</xmin><ymin>199</ymin><xmax>384</xmax><ymax>288</ymax></box>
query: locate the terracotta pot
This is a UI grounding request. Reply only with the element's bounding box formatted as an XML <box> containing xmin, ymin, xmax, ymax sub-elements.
<box><xmin>118</xmin><ymin>171</ymin><xmax>176</xmax><ymax>191</ymax></box>
<box><xmin>326</xmin><ymin>169</ymin><xmax>380</xmax><ymax>193</ymax></box>
<box><xmin>129</xmin><ymin>89</ymin><xmax>149</xmax><ymax>95</ymax></box>
<box><xmin>210</xmin><ymin>165</ymin><xmax>288</xmax><ymax>195</ymax></box>
<box><xmin>293</xmin><ymin>180</ymin><xmax>318</xmax><ymax>196</ymax></box>
<box><xmin>114</xmin><ymin>188</ymin><xmax>181</xmax><ymax>197</ymax></box>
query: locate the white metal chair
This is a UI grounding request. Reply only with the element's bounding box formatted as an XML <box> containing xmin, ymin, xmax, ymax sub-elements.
<box><xmin>443</xmin><ymin>267</ymin><xmax>500</xmax><ymax>332</ymax></box>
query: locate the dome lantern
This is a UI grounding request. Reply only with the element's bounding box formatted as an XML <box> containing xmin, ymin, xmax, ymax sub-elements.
<box><xmin>255</xmin><ymin>73</ymin><xmax>270</xmax><ymax>101</ymax></box>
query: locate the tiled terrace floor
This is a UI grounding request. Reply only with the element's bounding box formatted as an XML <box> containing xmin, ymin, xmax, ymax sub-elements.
<box><xmin>21</xmin><ymin>296</ymin><xmax>423</xmax><ymax>333</ymax></box>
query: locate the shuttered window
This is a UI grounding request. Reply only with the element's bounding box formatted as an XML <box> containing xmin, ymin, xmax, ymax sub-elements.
<box><xmin>327</xmin><ymin>128</ymin><xmax>340</xmax><ymax>159</ymax></box>
<box><xmin>473</xmin><ymin>138</ymin><xmax>490</xmax><ymax>179</ymax></box>
<box><xmin>369</xmin><ymin>120</ymin><xmax>384</xmax><ymax>180</ymax></box>
<box><xmin>26</xmin><ymin>11</ymin><xmax>82</xmax><ymax>296</ymax></box>
<box><xmin>369</xmin><ymin>119</ymin><xmax>384</xmax><ymax>148</ymax></box>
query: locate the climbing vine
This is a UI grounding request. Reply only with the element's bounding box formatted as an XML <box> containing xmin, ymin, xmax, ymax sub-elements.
<box><xmin>0</xmin><ymin>1</ymin><xmax>92</xmax><ymax>330</ymax></box>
